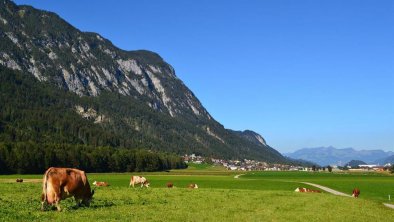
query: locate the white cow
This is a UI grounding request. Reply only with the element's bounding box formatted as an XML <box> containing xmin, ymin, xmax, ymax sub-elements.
<box><xmin>129</xmin><ymin>176</ymin><xmax>150</xmax><ymax>188</ymax></box>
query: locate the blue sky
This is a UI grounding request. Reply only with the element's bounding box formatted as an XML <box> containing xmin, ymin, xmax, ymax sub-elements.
<box><xmin>14</xmin><ymin>0</ymin><xmax>394</xmax><ymax>153</ymax></box>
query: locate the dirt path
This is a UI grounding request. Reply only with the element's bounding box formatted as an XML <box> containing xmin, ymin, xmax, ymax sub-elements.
<box><xmin>300</xmin><ymin>182</ymin><xmax>352</xmax><ymax>197</ymax></box>
<box><xmin>234</xmin><ymin>174</ymin><xmax>245</xmax><ymax>179</ymax></box>
<box><xmin>383</xmin><ymin>203</ymin><xmax>394</xmax><ymax>209</ymax></box>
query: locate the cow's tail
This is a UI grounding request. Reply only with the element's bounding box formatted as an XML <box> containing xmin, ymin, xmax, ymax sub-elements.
<box><xmin>41</xmin><ymin>167</ymin><xmax>52</xmax><ymax>207</ymax></box>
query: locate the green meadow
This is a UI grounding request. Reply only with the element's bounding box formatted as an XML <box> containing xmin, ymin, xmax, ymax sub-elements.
<box><xmin>1</xmin><ymin>168</ymin><xmax>394</xmax><ymax>221</ymax></box>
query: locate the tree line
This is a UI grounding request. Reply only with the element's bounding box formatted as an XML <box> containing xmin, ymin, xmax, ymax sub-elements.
<box><xmin>0</xmin><ymin>142</ymin><xmax>187</xmax><ymax>174</ymax></box>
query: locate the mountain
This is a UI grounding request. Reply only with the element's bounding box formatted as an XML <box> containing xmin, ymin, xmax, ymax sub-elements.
<box><xmin>374</xmin><ymin>155</ymin><xmax>394</xmax><ymax>165</ymax></box>
<box><xmin>285</xmin><ymin>146</ymin><xmax>394</xmax><ymax>166</ymax></box>
<box><xmin>345</xmin><ymin>160</ymin><xmax>367</xmax><ymax>168</ymax></box>
<box><xmin>0</xmin><ymin>0</ymin><xmax>287</xmax><ymax>163</ymax></box>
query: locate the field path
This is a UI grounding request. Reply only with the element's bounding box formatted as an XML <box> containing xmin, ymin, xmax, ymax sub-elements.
<box><xmin>384</xmin><ymin>203</ymin><xmax>394</xmax><ymax>209</ymax></box>
<box><xmin>234</xmin><ymin>174</ymin><xmax>245</xmax><ymax>179</ymax></box>
<box><xmin>300</xmin><ymin>182</ymin><xmax>352</xmax><ymax>197</ymax></box>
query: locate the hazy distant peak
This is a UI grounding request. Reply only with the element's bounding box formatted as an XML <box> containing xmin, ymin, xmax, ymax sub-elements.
<box><xmin>286</xmin><ymin>146</ymin><xmax>394</xmax><ymax>166</ymax></box>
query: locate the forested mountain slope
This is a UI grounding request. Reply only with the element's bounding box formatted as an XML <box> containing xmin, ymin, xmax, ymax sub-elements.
<box><xmin>0</xmin><ymin>0</ymin><xmax>289</xmax><ymax>169</ymax></box>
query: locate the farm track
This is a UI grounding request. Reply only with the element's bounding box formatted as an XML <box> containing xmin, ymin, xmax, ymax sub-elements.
<box><xmin>234</xmin><ymin>174</ymin><xmax>245</xmax><ymax>179</ymax></box>
<box><xmin>383</xmin><ymin>203</ymin><xmax>394</xmax><ymax>209</ymax></box>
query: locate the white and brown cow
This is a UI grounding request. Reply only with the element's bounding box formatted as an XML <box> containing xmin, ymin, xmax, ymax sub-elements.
<box><xmin>188</xmin><ymin>183</ymin><xmax>198</xmax><ymax>189</ymax></box>
<box><xmin>93</xmin><ymin>181</ymin><xmax>109</xmax><ymax>187</ymax></box>
<box><xmin>295</xmin><ymin>187</ymin><xmax>321</xmax><ymax>193</ymax></box>
<box><xmin>41</xmin><ymin>167</ymin><xmax>94</xmax><ymax>211</ymax></box>
<box><xmin>129</xmin><ymin>176</ymin><xmax>150</xmax><ymax>188</ymax></box>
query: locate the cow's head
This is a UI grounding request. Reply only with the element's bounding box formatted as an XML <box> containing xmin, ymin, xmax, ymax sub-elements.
<box><xmin>82</xmin><ymin>189</ymin><xmax>94</xmax><ymax>206</ymax></box>
<box><xmin>144</xmin><ymin>180</ymin><xmax>150</xmax><ymax>188</ymax></box>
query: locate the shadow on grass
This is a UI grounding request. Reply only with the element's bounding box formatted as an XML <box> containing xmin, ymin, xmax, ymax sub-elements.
<box><xmin>41</xmin><ymin>200</ymin><xmax>116</xmax><ymax>212</ymax></box>
<box><xmin>89</xmin><ymin>200</ymin><xmax>116</xmax><ymax>209</ymax></box>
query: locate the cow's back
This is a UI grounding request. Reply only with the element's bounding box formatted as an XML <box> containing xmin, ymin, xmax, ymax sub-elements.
<box><xmin>131</xmin><ymin>176</ymin><xmax>143</xmax><ymax>184</ymax></box>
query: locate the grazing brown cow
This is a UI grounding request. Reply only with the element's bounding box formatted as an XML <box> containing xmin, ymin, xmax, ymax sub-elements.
<box><xmin>93</xmin><ymin>181</ymin><xmax>109</xmax><ymax>187</ymax></box>
<box><xmin>352</xmin><ymin>188</ymin><xmax>360</xmax><ymax>198</ymax></box>
<box><xmin>166</xmin><ymin>182</ymin><xmax>174</xmax><ymax>188</ymax></box>
<box><xmin>188</xmin><ymin>183</ymin><xmax>198</xmax><ymax>189</ymax></box>
<box><xmin>41</xmin><ymin>167</ymin><xmax>94</xmax><ymax>211</ymax></box>
<box><xmin>16</xmin><ymin>178</ymin><xmax>23</xmax><ymax>183</ymax></box>
<box><xmin>129</xmin><ymin>176</ymin><xmax>150</xmax><ymax>188</ymax></box>
<box><xmin>295</xmin><ymin>187</ymin><xmax>321</xmax><ymax>193</ymax></box>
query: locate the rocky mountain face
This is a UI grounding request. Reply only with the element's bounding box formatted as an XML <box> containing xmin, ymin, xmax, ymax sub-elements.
<box><xmin>231</xmin><ymin>130</ymin><xmax>267</xmax><ymax>147</ymax></box>
<box><xmin>285</xmin><ymin>146</ymin><xmax>394</xmax><ymax>166</ymax></box>
<box><xmin>0</xmin><ymin>0</ymin><xmax>288</xmax><ymax>163</ymax></box>
<box><xmin>0</xmin><ymin>0</ymin><xmax>208</xmax><ymax>119</ymax></box>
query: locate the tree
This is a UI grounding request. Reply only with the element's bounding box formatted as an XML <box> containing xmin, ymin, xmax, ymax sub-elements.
<box><xmin>312</xmin><ymin>165</ymin><xmax>316</xmax><ymax>171</ymax></box>
<box><xmin>327</xmin><ymin>165</ymin><xmax>333</xmax><ymax>172</ymax></box>
<box><xmin>390</xmin><ymin>165</ymin><xmax>394</xmax><ymax>174</ymax></box>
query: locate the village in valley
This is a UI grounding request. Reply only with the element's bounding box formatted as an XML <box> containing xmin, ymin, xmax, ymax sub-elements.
<box><xmin>182</xmin><ymin>154</ymin><xmax>393</xmax><ymax>172</ymax></box>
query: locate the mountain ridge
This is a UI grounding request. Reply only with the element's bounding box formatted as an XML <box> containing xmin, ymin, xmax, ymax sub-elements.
<box><xmin>285</xmin><ymin>146</ymin><xmax>394</xmax><ymax>166</ymax></box>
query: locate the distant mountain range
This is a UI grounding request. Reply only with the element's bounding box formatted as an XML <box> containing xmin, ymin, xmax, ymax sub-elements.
<box><xmin>375</xmin><ymin>155</ymin><xmax>394</xmax><ymax>165</ymax></box>
<box><xmin>285</xmin><ymin>146</ymin><xmax>394</xmax><ymax>166</ymax></box>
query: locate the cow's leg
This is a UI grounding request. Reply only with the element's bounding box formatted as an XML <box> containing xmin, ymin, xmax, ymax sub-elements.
<box><xmin>54</xmin><ymin>190</ymin><xmax>62</xmax><ymax>211</ymax></box>
<box><xmin>55</xmin><ymin>202</ymin><xmax>61</xmax><ymax>211</ymax></box>
<box><xmin>54</xmin><ymin>198</ymin><xmax>61</xmax><ymax>211</ymax></box>
<box><xmin>41</xmin><ymin>193</ymin><xmax>46</xmax><ymax>211</ymax></box>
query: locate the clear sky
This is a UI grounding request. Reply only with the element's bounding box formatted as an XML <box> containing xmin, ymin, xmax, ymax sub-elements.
<box><xmin>14</xmin><ymin>0</ymin><xmax>394</xmax><ymax>153</ymax></box>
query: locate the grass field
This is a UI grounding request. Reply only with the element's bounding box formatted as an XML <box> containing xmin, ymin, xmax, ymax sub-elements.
<box><xmin>243</xmin><ymin>171</ymin><xmax>394</xmax><ymax>202</ymax></box>
<box><xmin>1</xmin><ymin>169</ymin><xmax>394</xmax><ymax>221</ymax></box>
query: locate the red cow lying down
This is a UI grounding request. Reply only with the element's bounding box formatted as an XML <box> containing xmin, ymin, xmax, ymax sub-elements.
<box><xmin>352</xmin><ymin>188</ymin><xmax>360</xmax><ymax>198</ymax></box>
<box><xmin>93</xmin><ymin>181</ymin><xmax>109</xmax><ymax>187</ymax></box>
<box><xmin>166</xmin><ymin>182</ymin><xmax>174</xmax><ymax>188</ymax></box>
<box><xmin>41</xmin><ymin>167</ymin><xmax>94</xmax><ymax>211</ymax></box>
<box><xmin>295</xmin><ymin>187</ymin><xmax>321</xmax><ymax>193</ymax></box>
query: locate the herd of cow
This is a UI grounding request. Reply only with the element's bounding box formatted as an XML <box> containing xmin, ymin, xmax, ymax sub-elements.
<box><xmin>39</xmin><ymin>167</ymin><xmax>198</xmax><ymax>211</ymax></box>
<box><xmin>12</xmin><ymin>167</ymin><xmax>361</xmax><ymax>211</ymax></box>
